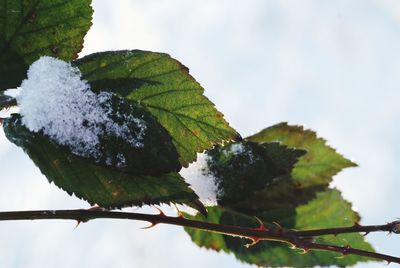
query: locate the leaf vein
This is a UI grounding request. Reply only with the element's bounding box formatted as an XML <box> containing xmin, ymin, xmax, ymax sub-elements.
<box><xmin>138</xmin><ymin>88</ymin><xmax>200</xmax><ymax>102</ymax></box>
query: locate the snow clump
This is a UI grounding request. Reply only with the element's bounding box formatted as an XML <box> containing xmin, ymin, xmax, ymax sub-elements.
<box><xmin>17</xmin><ymin>56</ymin><xmax>146</xmax><ymax>162</ymax></box>
<box><xmin>180</xmin><ymin>153</ymin><xmax>221</xmax><ymax>208</ymax></box>
<box><xmin>228</xmin><ymin>143</ymin><xmax>245</xmax><ymax>155</ymax></box>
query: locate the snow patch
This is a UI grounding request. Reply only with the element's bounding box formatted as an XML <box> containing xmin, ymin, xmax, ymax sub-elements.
<box><xmin>17</xmin><ymin>56</ymin><xmax>146</xmax><ymax>164</ymax></box>
<box><xmin>180</xmin><ymin>153</ymin><xmax>220</xmax><ymax>211</ymax></box>
<box><xmin>229</xmin><ymin>143</ymin><xmax>245</xmax><ymax>155</ymax></box>
<box><xmin>223</xmin><ymin>142</ymin><xmax>256</xmax><ymax>164</ymax></box>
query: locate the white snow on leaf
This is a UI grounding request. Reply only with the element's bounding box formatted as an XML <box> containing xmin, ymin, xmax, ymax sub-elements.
<box><xmin>223</xmin><ymin>142</ymin><xmax>256</xmax><ymax>164</ymax></box>
<box><xmin>17</xmin><ymin>56</ymin><xmax>146</xmax><ymax>165</ymax></box>
<box><xmin>229</xmin><ymin>143</ymin><xmax>245</xmax><ymax>155</ymax></box>
<box><xmin>180</xmin><ymin>153</ymin><xmax>220</xmax><ymax>210</ymax></box>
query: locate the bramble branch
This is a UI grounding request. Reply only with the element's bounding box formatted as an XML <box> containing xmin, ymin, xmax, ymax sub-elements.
<box><xmin>0</xmin><ymin>208</ymin><xmax>398</xmax><ymax>264</ymax></box>
<box><xmin>288</xmin><ymin>220</ymin><xmax>400</xmax><ymax>237</ymax></box>
<box><xmin>300</xmin><ymin>241</ymin><xmax>400</xmax><ymax>265</ymax></box>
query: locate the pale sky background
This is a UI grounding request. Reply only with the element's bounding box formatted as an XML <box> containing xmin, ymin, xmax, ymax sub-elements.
<box><xmin>1</xmin><ymin>0</ymin><xmax>400</xmax><ymax>267</ymax></box>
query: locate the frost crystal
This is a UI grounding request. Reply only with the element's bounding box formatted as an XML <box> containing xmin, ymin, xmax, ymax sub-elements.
<box><xmin>180</xmin><ymin>153</ymin><xmax>221</xmax><ymax>207</ymax></box>
<box><xmin>17</xmin><ymin>56</ymin><xmax>146</xmax><ymax>164</ymax></box>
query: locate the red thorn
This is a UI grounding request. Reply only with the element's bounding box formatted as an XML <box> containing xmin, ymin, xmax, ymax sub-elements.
<box><xmin>253</xmin><ymin>216</ymin><xmax>268</xmax><ymax>231</ymax></box>
<box><xmin>141</xmin><ymin>222</ymin><xmax>158</xmax><ymax>229</ymax></box>
<box><xmin>154</xmin><ymin>206</ymin><xmax>166</xmax><ymax>217</ymax></box>
<box><xmin>245</xmin><ymin>238</ymin><xmax>259</xmax><ymax>248</ymax></box>
<box><xmin>298</xmin><ymin>248</ymin><xmax>309</xmax><ymax>255</ymax></box>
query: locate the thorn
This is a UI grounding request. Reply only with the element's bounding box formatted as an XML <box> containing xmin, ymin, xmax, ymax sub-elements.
<box><xmin>73</xmin><ymin>205</ymin><xmax>103</xmax><ymax>229</ymax></box>
<box><xmin>353</xmin><ymin>222</ymin><xmax>361</xmax><ymax>227</ymax></box>
<box><xmin>74</xmin><ymin>220</ymin><xmax>81</xmax><ymax>230</ymax></box>
<box><xmin>87</xmin><ymin>205</ymin><xmax>105</xmax><ymax>212</ymax></box>
<box><xmin>140</xmin><ymin>206</ymin><xmax>166</xmax><ymax>229</ymax></box>
<box><xmin>272</xmin><ymin>221</ymin><xmax>283</xmax><ymax>232</ymax></box>
<box><xmin>253</xmin><ymin>216</ymin><xmax>268</xmax><ymax>231</ymax></box>
<box><xmin>298</xmin><ymin>248</ymin><xmax>309</xmax><ymax>254</ymax></box>
<box><xmin>363</xmin><ymin>231</ymin><xmax>370</xmax><ymax>236</ymax></box>
<box><xmin>245</xmin><ymin>238</ymin><xmax>259</xmax><ymax>248</ymax></box>
<box><xmin>154</xmin><ymin>206</ymin><xmax>166</xmax><ymax>217</ymax></box>
<box><xmin>140</xmin><ymin>222</ymin><xmax>158</xmax><ymax>229</ymax></box>
<box><xmin>173</xmin><ymin>204</ymin><xmax>185</xmax><ymax>218</ymax></box>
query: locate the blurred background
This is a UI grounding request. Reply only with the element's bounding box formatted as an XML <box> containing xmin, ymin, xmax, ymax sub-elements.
<box><xmin>1</xmin><ymin>0</ymin><xmax>400</xmax><ymax>267</ymax></box>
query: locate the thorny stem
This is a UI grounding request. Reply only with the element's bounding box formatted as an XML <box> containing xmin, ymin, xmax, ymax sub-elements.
<box><xmin>288</xmin><ymin>221</ymin><xmax>400</xmax><ymax>237</ymax></box>
<box><xmin>0</xmin><ymin>208</ymin><xmax>399</xmax><ymax>264</ymax></box>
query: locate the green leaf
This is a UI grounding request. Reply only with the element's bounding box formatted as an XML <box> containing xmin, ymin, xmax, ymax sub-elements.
<box><xmin>0</xmin><ymin>0</ymin><xmax>93</xmax><ymax>90</ymax></box>
<box><xmin>205</xmin><ymin>141</ymin><xmax>306</xmax><ymax>205</ymax></box>
<box><xmin>3</xmin><ymin>114</ymin><xmax>205</xmax><ymax>213</ymax></box>
<box><xmin>227</xmin><ymin>175</ymin><xmax>326</xmax><ymax>216</ymax></box>
<box><xmin>186</xmin><ymin>189</ymin><xmax>376</xmax><ymax>267</ymax></box>
<box><xmin>67</xmin><ymin>92</ymin><xmax>181</xmax><ymax>176</ymax></box>
<box><xmin>185</xmin><ymin>128</ymin><xmax>373</xmax><ymax>266</ymax></box>
<box><xmin>73</xmin><ymin>50</ymin><xmax>239</xmax><ymax>166</ymax></box>
<box><xmin>246</xmin><ymin>123</ymin><xmax>356</xmax><ymax>187</ymax></box>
